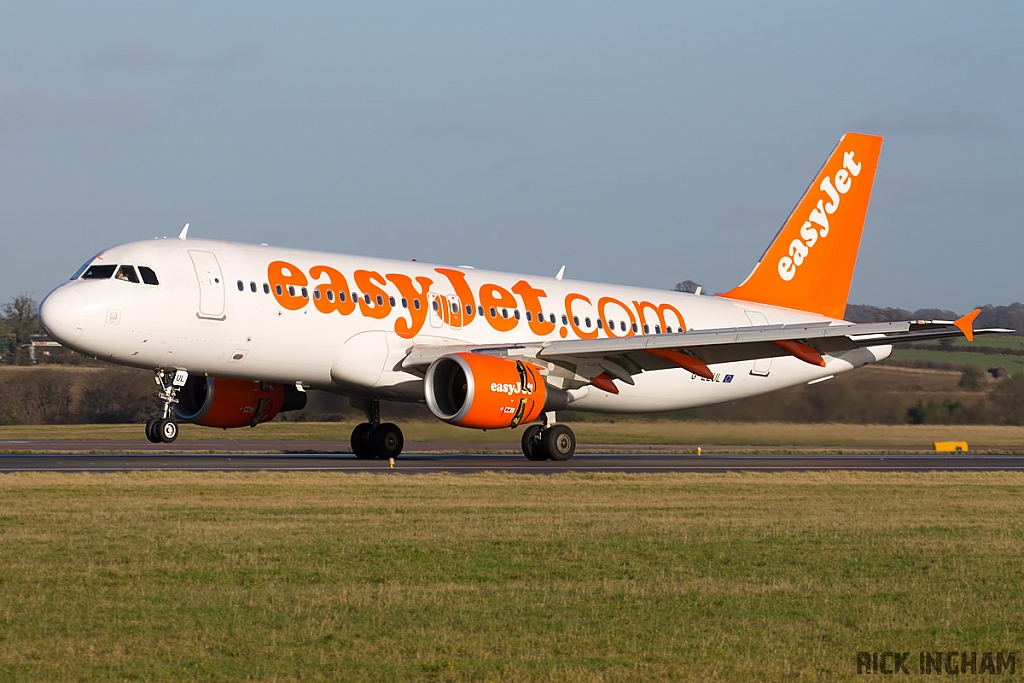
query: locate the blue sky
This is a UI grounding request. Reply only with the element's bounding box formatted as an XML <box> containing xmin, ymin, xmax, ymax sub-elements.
<box><xmin>1</xmin><ymin>1</ymin><xmax>1021</xmax><ymax>313</ymax></box>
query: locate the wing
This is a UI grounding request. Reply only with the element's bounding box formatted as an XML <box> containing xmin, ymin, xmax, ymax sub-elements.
<box><xmin>402</xmin><ymin>309</ymin><xmax>1013</xmax><ymax>391</ymax></box>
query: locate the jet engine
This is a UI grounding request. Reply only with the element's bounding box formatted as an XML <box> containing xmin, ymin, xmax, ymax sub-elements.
<box><xmin>173</xmin><ymin>376</ymin><xmax>307</xmax><ymax>428</ymax></box>
<box><xmin>424</xmin><ymin>353</ymin><xmax>564</xmax><ymax>429</ymax></box>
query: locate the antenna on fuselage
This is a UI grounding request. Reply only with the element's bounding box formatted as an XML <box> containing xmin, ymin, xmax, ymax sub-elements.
<box><xmin>555</xmin><ymin>265</ymin><xmax>565</xmax><ymax>281</ymax></box>
<box><xmin>178</xmin><ymin>223</ymin><xmax>189</xmax><ymax>240</ymax></box>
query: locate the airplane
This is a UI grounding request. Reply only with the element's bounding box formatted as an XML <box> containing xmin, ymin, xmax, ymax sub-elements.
<box><xmin>37</xmin><ymin>133</ymin><xmax>1010</xmax><ymax>460</ymax></box>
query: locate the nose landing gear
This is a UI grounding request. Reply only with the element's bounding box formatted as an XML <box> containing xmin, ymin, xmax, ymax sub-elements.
<box><xmin>350</xmin><ymin>398</ymin><xmax>405</xmax><ymax>459</ymax></box>
<box><xmin>145</xmin><ymin>369</ymin><xmax>187</xmax><ymax>444</ymax></box>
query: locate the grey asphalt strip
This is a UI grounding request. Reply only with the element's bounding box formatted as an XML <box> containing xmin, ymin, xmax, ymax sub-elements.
<box><xmin>2</xmin><ymin>453</ymin><xmax>1024</xmax><ymax>473</ymax></box>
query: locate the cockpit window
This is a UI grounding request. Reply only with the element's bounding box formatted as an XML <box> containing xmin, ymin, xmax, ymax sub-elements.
<box><xmin>71</xmin><ymin>261</ymin><xmax>93</xmax><ymax>280</ymax></box>
<box><xmin>138</xmin><ymin>266</ymin><xmax>159</xmax><ymax>285</ymax></box>
<box><xmin>81</xmin><ymin>264</ymin><xmax>117</xmax><ymax>280</ymax></box>
<box><xmin>115</xmin><ymin>265</ymin><xmax>140</xmax><ymax>283</ymax></box>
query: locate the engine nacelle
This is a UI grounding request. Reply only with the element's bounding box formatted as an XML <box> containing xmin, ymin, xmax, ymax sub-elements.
<box><xmin>424</xmin><ymin>353</ymin><xmax>554</xmax><ymax>429</ymax></box>
<box><xmin>173</xmin><ymin>376</ymin><xmax>307</xmax><ymax>428</ymax></box>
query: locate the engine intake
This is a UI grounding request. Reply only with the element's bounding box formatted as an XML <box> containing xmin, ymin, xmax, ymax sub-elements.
<box><xmin>424</xmin><ymin>353</ymin><xmax>563</xmax><ymax>429</ymax></box>
<box><xmin>173</xmin><ymin>376</ymin><xmax>307</xmax><ymax>428</ymax></box>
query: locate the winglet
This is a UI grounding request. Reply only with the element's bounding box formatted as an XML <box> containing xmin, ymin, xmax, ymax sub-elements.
<box><xmin>954</xmin><ymin>308</ymin><xmax>981</xmax><ymax>342</ymax></box>
<box><xmin>178</xmin><ymin>223</ymin><xmax>189</xmax><ymax>240</ymax></box>
<box><xmin>555</xmin><ymin>265</ymin><xmax>565</xmax><ymax>281</ymax></box>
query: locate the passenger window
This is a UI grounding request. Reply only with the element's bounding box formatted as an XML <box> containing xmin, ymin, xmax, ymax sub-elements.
<box><xmin>236</xmin><ymin>280</ymin><xmax>244</xmax><ymax>291</ymax></box>
<box><xmin>573</xmin><ymin>315</ymin><xmax>579</xmax><ymax>326</ymax></box>
<box><xmin>596</xmin><ymin>319</ymin><xmax>602</xmax><ymax>329</ymax></box>
<box><xmin>432</xmin><ymin>300</ymin><xmax>439</xmax><ymax>312</ymax></box>
<box><xmin>631</xmin><ymin>323</ymin><xmax>638</xmax><ymax>333</ymax></box>
<box><xmin>327</xmin><ymin>290</ymin><xmax>334</xmax><ymax>302</ymax></box>
<box><xmin>250</xmin><ymin>282</ymin><xmax>257</xmax><ymax>293</ymax></box>
<box><xmin>413</xmin><ymin>299</ymin><xmax>421</xmax><ymax>310</ymax></box>
<box><xmin>288</xmin><ymin>285</ymin><xmax>295</xmax><ymax>296</ymax></box>
<box><xmin>263</xmin><ymin>283</ymin><xmax>270</xmax><ymax>294</ymax></box>
<box><xmin>561</xmin><ymin>315</ymin><xmax>568</xmax><ymax>325</ymax></box>
<box><xmin>666</xmin><ymin>326</ymin><xmax>672</xmax><ymax>333</ymax></box>
<box><xmin>364</xmin><ymin>294</ymin><xmax>371</xmax><ymax>304</ymax></box>
<box><xmin>526</xmin><ymin>311</ymin><xmax>533</xmax><ymax>322</ymax></box>
<box><xmin>585</xmin><ymin>317</ymin><xmax>591</xmax><ymax>327</ymax></box>
<box><xmin>314</xmin><ymin>289</ymin><xmax>321</xmax><ymax>300</ymax></box>
<box><xmin>390</xmin><ymin>296</ymin><xmax>396</xmax><ymax>307</ymax></box>
<box><xmin>466</xmin><ymin>304</ymin><xmax>473</xmax><ymax>315</ymax></box>
<box><xmin>620</xmin><ymin>321</ymin><xmax>626</xmax><ymax>332</ymax></box>
<box><xmin>489</xmin><ymin>307</ymin><xmax>496</xmax><ymax>318</ymax></box>
<box><xmin>276</xmin><ymin>284</ymin><xmax>283</xmax><ymax>295</ymax></box>
<box><xmin>643</xmin><ymin>324</ymin><xmax>650</xmax><ymax>334</ymax></box>
<box><xmin>550</xmin><ymin>314</ymin><xmax>556</xmax><ymax>324</ymax></box>
<box><xmin>655</xmin><ymin>325</ymin><xmax>661</xmax><ymax>334</ymax></box>
<box><xmin>301</xmin><ymin>287</ymin><xmax>308</xmax><ymax>298</ymax></box>
<box><xmin>401</xmin><ymin>298</ymin><xmax>407</xmax><ymax>308</ymax></box>
<box><xmin>451</xmin><ymin>302</ymin><xmax>458</xmax><ymax>314</ymax></box>
<box><xmin>478</xmin><ymin>306</ymin><xmax>485</xmax><ymax>316</ymax></box>
<box><xmin>339</xmin><ymin>291</ymin><xmax>347</xmax><ymax>302</ymax></box>
<box><xmin>502</xmin><ymin>309</ymin><xmax>508</xmax><ymax>319</ymax></box>
<box><xmin>514</xmin><ymin>310</ymin><xmax>521</xmax><ymax>320</ymax></box>
<box><xmin>138</xmin><ymin>266</ymin><xmax>159</xmax><ymax>285</ymax></box>
<box><xmin>376</xmin><ymin>295</ymin><xmax>383</xmax><ymax>306</ymax></box>
<box><xmin>116</xmin><ymin>265</ymin><xmax>140</xmax><ymax>283</ymax></box>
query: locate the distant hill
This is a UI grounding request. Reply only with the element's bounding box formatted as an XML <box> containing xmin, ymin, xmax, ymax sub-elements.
<box><xmin>845</xmin><ymin>302</ymin><xmax>1023</xmax><ymax>335</ymax></box>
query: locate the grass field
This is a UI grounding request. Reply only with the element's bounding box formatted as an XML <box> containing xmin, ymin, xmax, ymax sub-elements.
<box><xmin>917</xmin><ymin>336</ymin><xmax>1024</xmax><ymax>350</ymax></box>
<box><xmin>1</xmin><ymin>420</ymin><xmax>1023</xmax><ymax>449</ymax></box>
<box><xmin>889</xmin><ymin>348</ymin><xmax>1024</xmax><ymax>375</ymax></box>
<box><xmin>0</xmin><ymin>472</ymin><xmax>1022</xmax><ymax>681</ymax></box>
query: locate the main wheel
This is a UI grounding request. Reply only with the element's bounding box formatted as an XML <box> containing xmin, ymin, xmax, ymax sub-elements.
<box><xmin>542</xmin><ymin>424</ymin><xmax>576</xmax><ymax>461</ymax></box>
<box><xmin>351</xmin><ymin>423</ymin><xmax>375</xmax><ymax>458</ymax></box>
<box><xmin>371</xmin><ymin>423</ymin><xmax>404</xmax><ymax>459</ymax></box>
<box><xmin>158</xmin><ymin>418</ymin><xmax>178</xmax><ymax>443</ymax></box>
<box><xmin>521</xmin><ymin>424</ymin><xmax>547</xmax><ymax>461</ymax></box>
<box><xmin>145</xmin><ymin>418</ymin><xmax>161</xmax><ymax>444</ymax></box>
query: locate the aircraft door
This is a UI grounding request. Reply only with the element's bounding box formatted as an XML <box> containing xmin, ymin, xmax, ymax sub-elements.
<box><xmin>427</xmin><ymin>293</ymin><xmax>443</xmax><ymax>329</ymax></box>
<box><xmin>745</xmin><ymin>310</ymin><xmax>772</xmax><ymax>376</ymax></box>
<box><xmin>189</xmin><ymin>250</ymin><xmax>226</xmax><ymax>320</ymax></box>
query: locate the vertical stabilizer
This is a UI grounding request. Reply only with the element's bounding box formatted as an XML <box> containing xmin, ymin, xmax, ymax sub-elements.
<box><xmin>721</xmin><ymin>133</ymin><xmax>883</xmax><ymax>319</ymax></box>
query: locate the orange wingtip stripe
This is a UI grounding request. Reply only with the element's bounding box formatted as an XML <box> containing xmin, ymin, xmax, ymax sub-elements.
<box><xmin>772</xmin><ymin>339</ymin><xmax>826</xmax><ymax>367</ymax></box>
<box><xmin>954</xmin><ymin>308</ymin><xmax>981</xmax><ymax>343</ymax></box>
<box><xmin>646</xmin><ymin>348</ymin><xmax>714</xmax><ymax>379</ymax></box>
<box><xmin>591</xmin><ymin>372</ymin><xmax>619</xmax><ymax>394</ymax></box>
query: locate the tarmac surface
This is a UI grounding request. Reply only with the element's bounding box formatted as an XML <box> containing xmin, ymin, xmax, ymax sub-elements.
<box><xmin>2</xmin><ymin>452</ymin><xmax>1024</xmax><ymax>473</ymax></box>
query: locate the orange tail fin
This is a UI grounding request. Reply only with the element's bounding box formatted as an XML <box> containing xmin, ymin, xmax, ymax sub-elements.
<box><xmin>721</xmin><ymin>133</ymin><xmax>883</xmax><ymax>320</ymax></box>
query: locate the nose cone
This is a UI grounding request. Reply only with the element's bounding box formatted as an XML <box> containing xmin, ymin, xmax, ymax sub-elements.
<box><xmin>39</xmin><ymin>286</ymin><xmax>87</xmax><ymax>346</ymax></box>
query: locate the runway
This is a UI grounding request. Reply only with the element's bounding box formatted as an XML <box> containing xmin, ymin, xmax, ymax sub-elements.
<box><xmin>2</xmin><ymin>453</ymin><xmax>1024</xmax><ymax>473</ymax></box>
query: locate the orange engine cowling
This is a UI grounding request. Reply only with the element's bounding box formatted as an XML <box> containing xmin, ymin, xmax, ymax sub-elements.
<box><xmin>424</xmin><ymin>353</ymin><xmax>551</xmax><ymax>429</ymax></box>
<box><xmin>173</xmin><ymin>376</ymin><xmax>307</xmax><ymax>428</ymax></box>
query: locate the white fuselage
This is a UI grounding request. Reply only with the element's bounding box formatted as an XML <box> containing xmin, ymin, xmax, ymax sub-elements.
<box><xmin>39</xmin><ymin>238</ymin><xmax>890</xmax><ymax>416</ymax></box>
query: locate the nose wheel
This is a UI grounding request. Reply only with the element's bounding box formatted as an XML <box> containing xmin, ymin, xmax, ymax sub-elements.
<box><xmin>145</xmin><ymin>368</ymin><xmax>185</xmax><ymax>443</ymax></box>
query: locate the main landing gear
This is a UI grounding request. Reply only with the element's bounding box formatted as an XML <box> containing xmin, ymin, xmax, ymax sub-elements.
<box><xmin>350</xmin><ymin>398</ymin><xmax>404</xmax><ymax>459</ymax></box>
<box><xmin>521</xmin><ymin>422</ymin><xmax>577</xmax><ymax>461</ymax></box>
<box><xmin>145</xmin><ymin>368</ymin><xmax>184</xmax><ymax>444</ymax></box>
